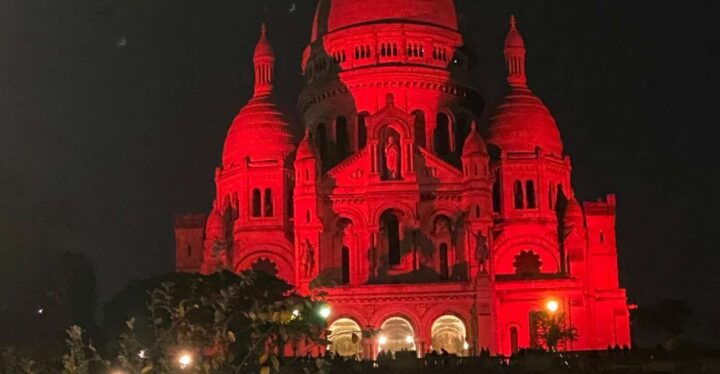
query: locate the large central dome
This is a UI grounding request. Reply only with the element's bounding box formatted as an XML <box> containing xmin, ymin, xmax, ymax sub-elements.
<box><xmin>312</xmin><ymin>0</ymin><xmax>458</xmax><ymax>41</ymax></box>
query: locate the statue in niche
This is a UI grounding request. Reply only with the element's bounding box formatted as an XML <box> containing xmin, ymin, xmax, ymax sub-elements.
<box><xmin>384</xmin><ymin>134</ymin><xmax>400</xmax><ymax>180</ymax></box>
<box><xmin>474</xmin><ymin>231</ymin><xmax>489</xmax><ymax>273</ymax></box>
<box><xmin>302</xmin><ymin>239</ymin><xmax>315</xmax><ymax>277</ymax></box>
<box><xmin>433</xmin><ymin>216</ymin><xmax>452</xmax><ymax>236</ymax></box>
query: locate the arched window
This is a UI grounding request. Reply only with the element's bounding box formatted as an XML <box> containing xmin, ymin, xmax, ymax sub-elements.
<box><xmin>316</xmin><ymin>123</ymin><xmax>328</xmax><ymax>165</ymax></box>
<box><xmin>336</xmin><ymin>116</ymin><xmax>350</xmax><ymax>160</ymax></box>
<box><xmin>357</xmin><ymin>112</ymin><xmax>368</xmax><ymax>148</ymax></box>
<box><xmin>306</xmin><ymin>210</ymin><xmax>311</xmax><ymax>223</ymax></box>
<box><xmin>475</xmin><ymin>205</ymin><xmax>481</xmax><ymax>219</ymax></box>
<box><xmin>264</xmin><ymin>188</ymin><xmax>273</xmax><ymax>217</ymax></box>
<box><xmin>510</xmin><ymin>326</ymin><xmax>519</xmax><ymax>354</ymax></box>
<box><xmin>341</xmin><ymin>246</ymin><xmax>350</xmax><ymax>285</ymax></box>
<box><xmin>381</xmin><ymin>211</ymin><xmax>401</xmax><ymax>266</ymax></box>
<box><xmin>435</xmin><ymin>112</ymin><xmax>451</xmax><ymax>159</ymax></box>
<box><xmin>513</xmin><ymin>181</ymin><xmax>524</xmax><ymax>209</ymax></box>
<box><xmin>549</xmin><ymin>183</ymin><xmax>556</xmax><ymax>210</ymax></box>
<box><xmin>526</xmin><ymin>180</ymin><xmax>536</xmax><ymax>209</ymax></box>
<box><xmin>252</xmin><ymin>189</ymin><xmax>262</xmax><ymax>217</ymax></box>
<box><xmin>439</xmin><ymin>243</ymin><xmax>449</xmax><ymax>278</ymax></box>
<box><xmin>412</xmin><ymin>110</ymin><xmax>426</xmax><ymax>147</ymax></box>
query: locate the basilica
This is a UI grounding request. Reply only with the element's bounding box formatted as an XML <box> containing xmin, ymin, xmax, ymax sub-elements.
<box><xmin>174</xmin><ymin>0</ymin><xmax>631</xmax><ymax>357</ymax></box>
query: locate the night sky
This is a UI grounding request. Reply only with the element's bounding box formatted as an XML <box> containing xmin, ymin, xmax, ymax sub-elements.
<box><xmin>1</xmin><ymin>0</ymin><xmax>719</xmax><ymax>334</ymax></box>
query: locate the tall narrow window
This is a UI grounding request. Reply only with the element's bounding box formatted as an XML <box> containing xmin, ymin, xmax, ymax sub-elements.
<box><xmin>510</xmin><ymin>327</ymin><xmax>519</xmax><ymax>354</ymax></box>
<box><xmin>549</xmin><ymin>183</ymin><xmax>556</xmax><ymax>210</ymax></box>
<box><xmin>336</xmin><ymin>116</ymin><xmax>350</xmax><ymax>160</ymax></box>
<box><xmin>514</xmin><ymin>181</ymin><xmax>524</xmax><ymax>209</ymax></box>
<box><xmin>439</xmin><ymin>243</ymin><xmax>449</xmax><ymax>278</ymax></box>
<box><xmin>358</xmin><ymin>112</ymin><xmax>368</xmax><ymax>149</ymax></box>
<box><xmin>252</xmin><ymin>189</ymin><xmax>262</xmax><ymax>217</ymax></box>
<box><xmin>316</xmin><ymin>123</ymin><xmax>328</xmax><ymax>165</ymax></box>
<box><xmin>412</xmin><ymin>110</ymin><xmax>426</xmax><ymax>147</ymax></box>
<box><xmin>599</xmin><ymin>231</ymin><xmax>605</xmax><ymax>243</ymax></box>
<box><xmin>264</xmin><ymin>188</ymin><xmax>273</xmax><ymax>217</ymax></box>
<box><xmin>382</xmin><ymin>212</ymin><xmax>401</xmax><ymax>266</ymax></box>
<box><xmin>454</xmin><ymin>115</ymin><xmax>470</xmax><ymax>155</ymax></box>
<box><xmin>287</xmin><ymin>188</ymin><xmax>294</xmax><ymax>218</ymax></box>
<box><xmin>493</xmin><ymin>179</ymin><xmax>501</xmax><ymax>213</ymax></box>
<box><xmin>341</xmin><ymin>246</ymin><xmax>350</xmax><ymax>285</ymax></box>
<box><xmin>475</xmin><ymin>205</ymin><xmax>481</xmax><ymax>219</ymax></box>
<box><xmin>526</xmin><ymin>180</ymin><xmax>536</xmax><ymax>209</ymax></box>
<box><xmin>435</xmin><ymin>113</ymin><xmax>451</xmax><ymax>158</ymax></box>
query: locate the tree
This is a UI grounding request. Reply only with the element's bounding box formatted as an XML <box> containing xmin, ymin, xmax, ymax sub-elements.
<box><xmin>533</xmin><ymin>311</ymin><xmax>578</xmax><ymax>351</ymax></box>
<box><xmin>99</xmin><ymin>270</ymin><xmax>327</xmax><ymax>373</ymax></box>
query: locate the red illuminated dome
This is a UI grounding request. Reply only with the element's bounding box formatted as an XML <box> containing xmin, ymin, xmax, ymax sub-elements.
<box><xmin>223</xmin><ymin>24</ymin><xmax>293</xmax><ymax>167</ymax></box>
<box><xmin>488</xmin><ymin>16</ymin><xmax>563</xmax><ymax>156</ymax></box>
<box><xmin>311</xmin><ymin>0</ymin><xmax>458</xmax><ymax>41</ymax></box>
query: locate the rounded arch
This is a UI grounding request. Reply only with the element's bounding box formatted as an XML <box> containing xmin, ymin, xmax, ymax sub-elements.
<box><xmin>234</xmin><ymin>244</ymin><xmax>295</xmax><ymax>283</ymax></box>
<box><xmin>368</xmin><ymin>307</ymin><xmax>421</xmax><ymax>333</ymax></box>
<box><xmin>371</xmin><ymin>201</ymin><xmax>417</xmax><ymax>226</ymax></box>
<box><xmin>493</xmin><ymin>236</ymin><xmax>560</xmax><ymax>275</ymax></box>
<box><xmin>421</xmin><ymin>304</ymin><xmax>473</xmax><ymax>337</ymax></box>
<box><xmin>430</xmin><ymin>314</ymin><xmax>467</xmax><ymax>355</ymax></box>
<box><xmin>331</xmin><ymin>205</ymin><xmax>369</xmax><ymax>230</ymax></box>
<box><xmin>369</xmin><ymin>118</ymin><xmax>412</xmax><ymax>142</ymax></box>
<box><xmin>327</xmin><ymin>317</ymin><xmax>363</xmax><ymax>357</ymax></box>
<box><xmin>379</xmin><ymin>316</ymin><xmax>417</xmax><ymax>353</ymax></box>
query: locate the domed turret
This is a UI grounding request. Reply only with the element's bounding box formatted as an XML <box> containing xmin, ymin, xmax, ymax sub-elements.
<box><xmin>462</xmin><ymin>122</ymin><xmax>487</xmax><ymax>157</ymax></box>
<box><xmin>296</xmin><ymin>129</ymin><xmax>319</xmax><ymax>161</ymax></box>
<box><xmin>222</xmin><ymin>24</ymin><xmax>294</xmax><ymax>167</ymax></box>
<box><xmin>311</xmin><ymin>0</ymin><xmax>458</xmax><ymax>41</ymax></box>
<box><xmin>488</xmin><ymin>16</ymin><xmax>563</xmax><ymax>156</ymax></box>
<box><xmin>205</xmin><ymin>207</ymin><xmax>226</xmax><ymax>237</ymax></box>
<box><xmin>563</xmin><ymin>195</ymin><xmax>584</xmax><ymax>229</ymax></box>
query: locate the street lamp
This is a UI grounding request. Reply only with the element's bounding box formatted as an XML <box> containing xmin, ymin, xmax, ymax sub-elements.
<box><xmin>378</xmin><ymin>335</ymin><xmax>387</xmax><ymax>345</ymax></box>
<box><xmin>319</xmin><ymin>305</ymin><xmax>331</xmax><ymax>319</ymax></box>
<box><xmin>177</xmin><ymin>351</ymin><xmax>193</xmax><ymax>369</ymax></box>
<box><xmin>404</xmin><ymin>335</ymin><xmax>413</xmax><ymax>344</ymax></box>
<box><xmin>546</xmin><ymin>299</ymin><xmax>559</xmax><ymax>314</ymax></box>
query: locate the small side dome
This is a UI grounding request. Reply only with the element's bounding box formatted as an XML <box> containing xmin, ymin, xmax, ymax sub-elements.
<box><xmin>296</xmin><ymin>129</ymin><xmax>319</xmax><ymax>161</ymax></box>
<box><xmin>462</xmin><ymin>122</ymin><xmax>487</xmax><ymax>156</ymax></box>
<box><xmin>488</xmin><ymin>16</ymin><xmax>563</xmax><ymax>156</ymax></box>
<box><xmin>563</xmin><ymin>196</ymin><xmax>584</xmax><ymax>226</ymax></box>
<box><xmin>221</xmin><ymin>24</ymin><xmax>294</xmax><ymax>167</ymax></box>
<box><xmin>205</xmin><ymin>208</ymin><xmax>226</xmax><ymax>235</ymax></box>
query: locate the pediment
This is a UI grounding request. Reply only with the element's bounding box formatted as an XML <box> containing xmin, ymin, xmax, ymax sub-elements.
<box><xmin>416</xmin><ymin>147</ymin><xmax>463</xmax><ymax>184</ymax></box>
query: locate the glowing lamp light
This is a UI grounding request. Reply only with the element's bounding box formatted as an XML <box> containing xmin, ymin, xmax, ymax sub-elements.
<box><xmin>292</xmin><ymin>309</ymin><xmax>300</xmax><ymax>317</ymax></box>
<box><xmin>37</xmin><ymin>308</ymin><xmax>44</xmax><ymax>315</ymax></box>
<box><xmin>404</xmin><ymin>335</ymin><xmax>413</xmax><ymax>344</ymax></box>
<box><xmin>319</xmin><ymin>306</ymin><xmax>331</xmax><ymax>319</ymax></box>
<box><xmin>546</xmin><ymin>300</ymin><xmax>560</xmax><ymax>313</ymax></box>
<box><xmin>378</xmin><ymin>336</ymin><xmax>387</xmax><ymax>345</ymax></box>
<box><xmin>177</xmin><ymin>352</ymin><xmax>193</xmax><ymax>369</ymax></box>
<box><xmin>463</xmin><ymin>341</ymin><xmax>470</xmax><ymax>350</ymax></box>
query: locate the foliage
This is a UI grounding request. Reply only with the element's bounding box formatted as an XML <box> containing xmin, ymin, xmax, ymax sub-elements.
<box><xmin>0</xmin><ymin>347</ymin><xmax>38</xmax><ymax>374</ymax></box>
<box><xmin>533</xmin><ymin>311</ymin><xmax>578</xmax><ymax>351</ymax></box>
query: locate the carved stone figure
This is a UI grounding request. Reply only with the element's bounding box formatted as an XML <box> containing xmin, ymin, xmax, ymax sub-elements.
<box><xmin>384</xmin><ymin>135</ymin><xmax>400</xmax><ymax>180</ymax></box>
<box><xmin>474</xmin><ymin>231</ymin><xmax>489</xmax><ymax>273</ymax></box>
<box><xmin>302</xmin><ymin>239</ymin><xmax>315</xmax><ymax>277</ymax></box>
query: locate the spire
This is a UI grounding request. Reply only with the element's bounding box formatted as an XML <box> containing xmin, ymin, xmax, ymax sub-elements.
<box><xmin>253</xmin><ymin>22</ymin><xmax>275</xmax><ymax>97</ymax></box>
<box><xmin>504</xmin><ymin>15</ymin><xmax>527</xmax><ymax>88</ymax></box>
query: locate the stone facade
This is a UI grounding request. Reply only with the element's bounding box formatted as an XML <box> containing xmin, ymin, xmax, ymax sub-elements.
<box><xmin>174</xmin><ymin>0</ymin><xmax>631</xmax><ymax>358</ymax></box>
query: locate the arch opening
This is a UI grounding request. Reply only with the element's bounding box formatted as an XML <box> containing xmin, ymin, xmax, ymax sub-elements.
<box><xmin>328</xmin><ymin>318</ymin><xmax>362</xmax><ymax>357</ymax></box>
<box><xmin>379</xmin><ymin>317</ymin><xmax>416</xmax><ymax>353</ymax></box>
<box><xmin>431</xmin><ymin>315</ymin><xmax>467</xmax><ymax>355</ymax></box>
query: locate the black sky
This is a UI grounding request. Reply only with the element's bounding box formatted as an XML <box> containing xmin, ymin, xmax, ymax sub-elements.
<box><xmin>1</xmin><ymin>0</ymin><xmax>719</xmax><ymax>334</ymax></box>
